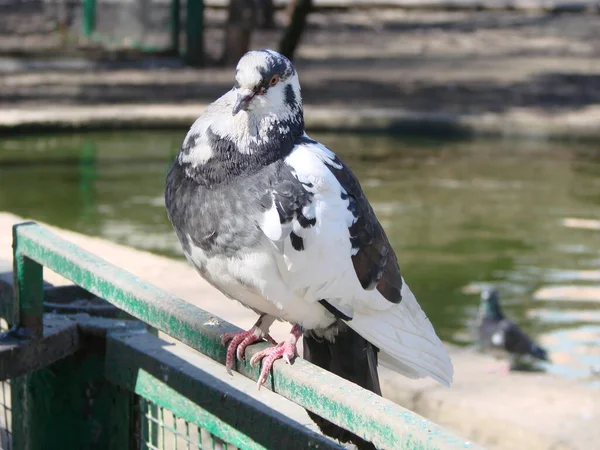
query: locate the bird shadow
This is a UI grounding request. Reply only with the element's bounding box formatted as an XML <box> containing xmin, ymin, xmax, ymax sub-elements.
<box><xmin>509</xmin><ymin>362</ymin><xmax>548</xmax><ymax>373</ymax></box>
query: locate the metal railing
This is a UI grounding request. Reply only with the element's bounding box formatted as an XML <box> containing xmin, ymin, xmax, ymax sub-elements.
<box><xmin>1</xmin><ymin>221</ymin><xmax>478</xmax><ymax>449</ymax></box>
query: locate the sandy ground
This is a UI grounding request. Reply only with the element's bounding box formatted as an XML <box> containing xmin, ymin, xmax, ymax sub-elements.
<box><xmin>1</xmin><ymin>212</ymin><xmax>600</xmax><ymax>449</ymax></box>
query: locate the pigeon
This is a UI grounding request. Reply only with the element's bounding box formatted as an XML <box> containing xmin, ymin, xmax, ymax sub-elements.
<box><xmin>165</xmin><ymin>49</ymin><xmax>453</xmax><ymax>448</ymax></box>
<box><xmin>476</xmin><ymin>288</ymin><xmax>549</xmax><ymax>369</ymax></box>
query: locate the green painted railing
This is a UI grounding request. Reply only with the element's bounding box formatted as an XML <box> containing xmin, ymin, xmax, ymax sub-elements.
<box><xmin>7</xmin><ymin>221</ymin><xmax>478</xmax><ymax>449</ymax></box>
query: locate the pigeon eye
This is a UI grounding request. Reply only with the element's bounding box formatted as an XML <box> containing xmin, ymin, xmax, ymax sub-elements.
<box><xmin>269</xmin><ymin>75</ymin><xmax>280</xmax><ymax>87</ymax></box>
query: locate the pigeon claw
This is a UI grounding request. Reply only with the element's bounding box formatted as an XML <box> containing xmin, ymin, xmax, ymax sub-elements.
<box><xmin>250</xmin><ymin>341</ymin><xmax>298</xmax><ymax>389</ymax></box>
<box><xmin>221</xmin><ymin>328</ymin><xmax>265</xmax><ymax>374</ymax></box>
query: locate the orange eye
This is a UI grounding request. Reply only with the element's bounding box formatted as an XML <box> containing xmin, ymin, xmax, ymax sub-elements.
<box><xmin>269</xmin><ymin>75</ymin><xmax>280</xmax><ymax>87</ymax></box>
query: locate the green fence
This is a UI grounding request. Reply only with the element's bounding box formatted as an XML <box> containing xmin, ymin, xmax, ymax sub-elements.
<box><xmin>0</xmin><ymin>221</ymin><xmax>479</xmax><ymax>450</ymax></box>
<box><xmin>81</xmin><ymin>0</ymin><xmax>204</xmax><ymax>65</ymax></box>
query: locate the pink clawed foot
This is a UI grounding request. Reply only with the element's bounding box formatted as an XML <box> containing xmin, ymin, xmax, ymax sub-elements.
<box><xmin>250</xmin><ymin>324</ymin><xmax>303</xmax><ymax>389</ymax></box>
<box><xmin>221</xmin><ymin>328</ymin><xmax>277</xmax><ymax>375</ymax></box>
<box><xmin>484</xmin><ymin>362</ymin><xmax>511</xmax><ymax>375</ymax></box>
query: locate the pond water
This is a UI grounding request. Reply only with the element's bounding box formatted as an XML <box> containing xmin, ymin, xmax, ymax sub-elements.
<box><xmin>1</xmin><ymin>130</ymin><xmax>599</xmax><ymax>383</ymax></box>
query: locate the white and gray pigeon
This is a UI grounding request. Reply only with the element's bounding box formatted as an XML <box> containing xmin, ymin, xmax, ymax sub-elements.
<box><xmin>476</xmin><ymin>288</ymin><xmax>549</xmax><ymax>369</ymax></box>
<box><xmin>165</xmin><ymin>49</ymin><xmax>453</xmax><ymax>448</ymax></box>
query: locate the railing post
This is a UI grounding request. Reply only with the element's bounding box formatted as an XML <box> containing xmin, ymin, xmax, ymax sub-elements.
<box><xmin>12</xmin><ymin>224</ymin><xmax>43</xmax><ymax>337</ymax></box>
<box><xmin>171</xmin><ymin>0</ymin><xmax>181</xmax><ymax>55</ymax></box>
<box><xmin>185</xmin><ymin>0</ymin><xmax>204</xmax><ymax>66</ymax></box>
<box><xmin>82</xmin><ymin>0</ymin><xmax>96</xmax><ymax>37</ymax></box>
<box><xmin>12</xmin><ymin>222</ymin><xmax>45</xmax><ymax>450</ymax></box>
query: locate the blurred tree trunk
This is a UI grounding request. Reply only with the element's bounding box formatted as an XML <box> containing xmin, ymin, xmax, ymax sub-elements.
<box><xmin>278</xmin><ymin>0</ymin><xmax>312</xmax><ymax>61</ymax></box>
<box><xmin>255</xmin><ymin>0</ymin><xmax>276</xmax><ymax>30</ymax></box>
<box><xmin>55</xmin><ymin>0</ymin><xmax>71</xmax><ymax>45</ymax></box>
<box><xmin>222</xmin><ymin>0</ymin><xmax>256</xmax><ymax>66</ymax></box>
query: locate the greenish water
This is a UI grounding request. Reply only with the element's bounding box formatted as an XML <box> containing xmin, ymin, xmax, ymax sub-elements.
<box><xmin>1</xmin><ymin>131</ymin><xmax>600</xmax><ymax>383</ymax></box>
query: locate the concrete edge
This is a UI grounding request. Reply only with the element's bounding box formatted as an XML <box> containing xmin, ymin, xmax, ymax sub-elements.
<box><xmin>2</xmin><ymin>104</ymin><xmax>600</xmax><ymax>140</ymax></box>
<box><xmin>209</xmin><ymin>0</ymin><xmax>600</xmax><ymax>14</ymax></box>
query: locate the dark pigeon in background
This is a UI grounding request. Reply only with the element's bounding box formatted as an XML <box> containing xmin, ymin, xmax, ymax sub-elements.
<box><xmin>477</xmin><ymin>288</ymin><xmax>549</xmax><ymax>370</ymax></box>
<box><xmin>165</xmin><ymin>49</ymin><xmax>453</xmax><ymax>449</ymax></box>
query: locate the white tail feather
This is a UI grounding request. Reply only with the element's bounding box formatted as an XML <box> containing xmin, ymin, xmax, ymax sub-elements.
<box><xmin>347</xmin><ymin>282</ymin><xmax>454</xmax><ymax>387</ymax></box>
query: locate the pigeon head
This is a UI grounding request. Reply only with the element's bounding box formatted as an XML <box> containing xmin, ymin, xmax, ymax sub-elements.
<box><xmin>480</xmin><ymin>289</ymin><xmax>504</xmax><ymax>319</ymax></box>
<box><xmin>175</xmin><ymin>50</ymin><xmax>305</xmax><ymax>186</ymax></box>
<box><xmin>232</xmin><ymin>50</ymin><xmax>302</xmax><ymax>121</ymax></box>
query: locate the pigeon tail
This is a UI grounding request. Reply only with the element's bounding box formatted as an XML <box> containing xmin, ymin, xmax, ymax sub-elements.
<box><xmin>303</xmin><ymin>322</ymin><xmax>380</xmax><ymax>450</ymax></box>
<box><xmin>530</xmin><ymin>343</ymin><xmax>549</xmax><ymax>362</ymax></box>
<box><xmin>349</xmin><ymin>282</ymin><xmax>454</xmax><ymax>387</ymax></box>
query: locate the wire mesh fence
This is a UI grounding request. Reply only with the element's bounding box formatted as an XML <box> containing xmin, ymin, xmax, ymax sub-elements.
<box><xmin>0</xmin><ymin>319</ymin><xmax>11</xmax><ymax>450</ymax></box>
<box><xmin>0</xmin><ymin>381</ymin><xmax>240</xmax><ymax>450</ymax></box>
<box><xmin>137</xmin><ymin>397</ymin><xmax>238</xmax><ymax>450</ymax></box>
<box><xmin>0</xmin><ymin>342</ymin><xmax>238</xmax><ymax>450</ymax></box>
<box><xmin>0</xmin><ymin>380</ymin><xmax>10</xmax><ymax>450</ymax></box>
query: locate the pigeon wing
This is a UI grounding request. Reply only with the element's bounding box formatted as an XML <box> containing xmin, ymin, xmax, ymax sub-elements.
<box><xmin>258</xmin><ymin>137</ymin><xmax>403</xmax><ymax>313</ymax></box>
<box><xmin>500</xmin><ymin>320</ymin><xmax>548</xmax><ymax>360</ymax></box>
<box><xmin>257</xmin><ymin>137</ymin><xmax>453</xmax><ymax>386</ymax></box>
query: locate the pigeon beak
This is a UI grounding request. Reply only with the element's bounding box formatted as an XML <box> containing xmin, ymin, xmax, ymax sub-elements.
<box><xmin>232</xmin><ymin>88</ymin><xmax>255</xmax><ymax>116</ymax></box>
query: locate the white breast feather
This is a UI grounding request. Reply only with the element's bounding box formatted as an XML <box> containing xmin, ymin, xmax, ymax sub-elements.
<box><xmin>492</xmin><ymin>331</ymin><xmax>505</xmax><ymax>346</ymax></box>
<box><xmin>258</xmin><ymin>195</ymin><xmax>287</xmax><ymax>241</ymax></box>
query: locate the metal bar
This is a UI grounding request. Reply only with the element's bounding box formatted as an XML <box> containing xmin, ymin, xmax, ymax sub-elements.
<box><xmin>160</xmin><ymin>406</ymin><xmax>165</xmax><ymax>448</ymax></box>
<box><xmin>171</xmin><ymin>0</ymin><xmax>181</xmax><ymax>54</ymax></box>
<box><xmin>11</xmin><ymin>223</ymin><xmax>44</xmax><ymax>450</ymax></box>
<box><xmin>148</xmin><ymin>399</ymin><xmax>160</xmax><ymax>449</ymax></box>
<box><xmin>82</xmin><ymin>0</ymin><xmax>96</xmax><ymax>37</ymax></box>
<box><xmin>106</xmin><ymin>331</ymin><xmax>341</xmax><ymax>450</ymax></box>
<box><xmin>173</xmin><ymin>410</ymin><xmax>179</xmax><ymax>450</ymax></box>
<box><xmin>12</xmin><ymin>224</ymin><xmax>43</xmax><ymax>338</ymax></box>
<box><xmin>185</xmin><ymin>0</ymin><xmax>204</xmax><ymax>66</ymax></box>
<box><xmin>185</xmin><ymin>420</ymin><xmax>191</xmax><ymax>450</ymax></box>
<box><xmin>0</xmin><ymin>316</ymin><xmax>80</xmax><ymax>381</ymax></box>
<box><xmin>12</xmin><ymin>222</ymin><xmax>476</xmax><ymax>450</ymax></box>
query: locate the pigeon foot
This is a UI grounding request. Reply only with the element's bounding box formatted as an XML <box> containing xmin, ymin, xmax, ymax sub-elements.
<box><xmin>221</xmin><ymin>327</ymin><xmax>277</xmax><ymax>375</ymax></box>
<box><xmin>250</xmin><ymin>324</ymin><xmax>303</xmax><ymax>389</ymax></box>
<box><xmin>484</xmin><ymin>361</ymin><xmax>511</xmax><ymax>375</ymax></box>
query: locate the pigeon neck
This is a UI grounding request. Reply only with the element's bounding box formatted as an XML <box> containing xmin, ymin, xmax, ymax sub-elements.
<box><xmin>180</xmin><ymin>115</ymin><xmax>305</xmax><ymax>188</ymax></box>
<box><xmin>482</xmin><ymin>300</ymin><xmax>504</xmax><ymax>320</ymax></box>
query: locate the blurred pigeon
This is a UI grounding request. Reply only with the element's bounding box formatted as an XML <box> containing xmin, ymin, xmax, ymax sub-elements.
<box><xmin>476</xmin><ymin>289</ymin><xmax>549</xmax><ymax>369</ymax></box>
<box><xmin>165</xmin><ymin>49</ymin><xmax>453</xmax><ymax>448</ymax></box>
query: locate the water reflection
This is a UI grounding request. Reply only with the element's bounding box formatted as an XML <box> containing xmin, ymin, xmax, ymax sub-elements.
<box><xmin>0</xmin><ymin>130</ymin><xmax>599</xmax><ymax>382</ymax></box>
<box><xmin>79</xmin><ymin>140</ymin><xmax>97</xmax><ymax>224</ymax></box>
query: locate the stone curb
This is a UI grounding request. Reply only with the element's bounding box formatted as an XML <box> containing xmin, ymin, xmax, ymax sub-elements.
<box><xmin>206</xmin><ymin>0</ymin><xmax>600</xmax><ymax>13</ymax></box>
<box><xmin>1</xmin><ymin>104</ymin><xmax>599</xmax><ymax>140</ymax></box>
